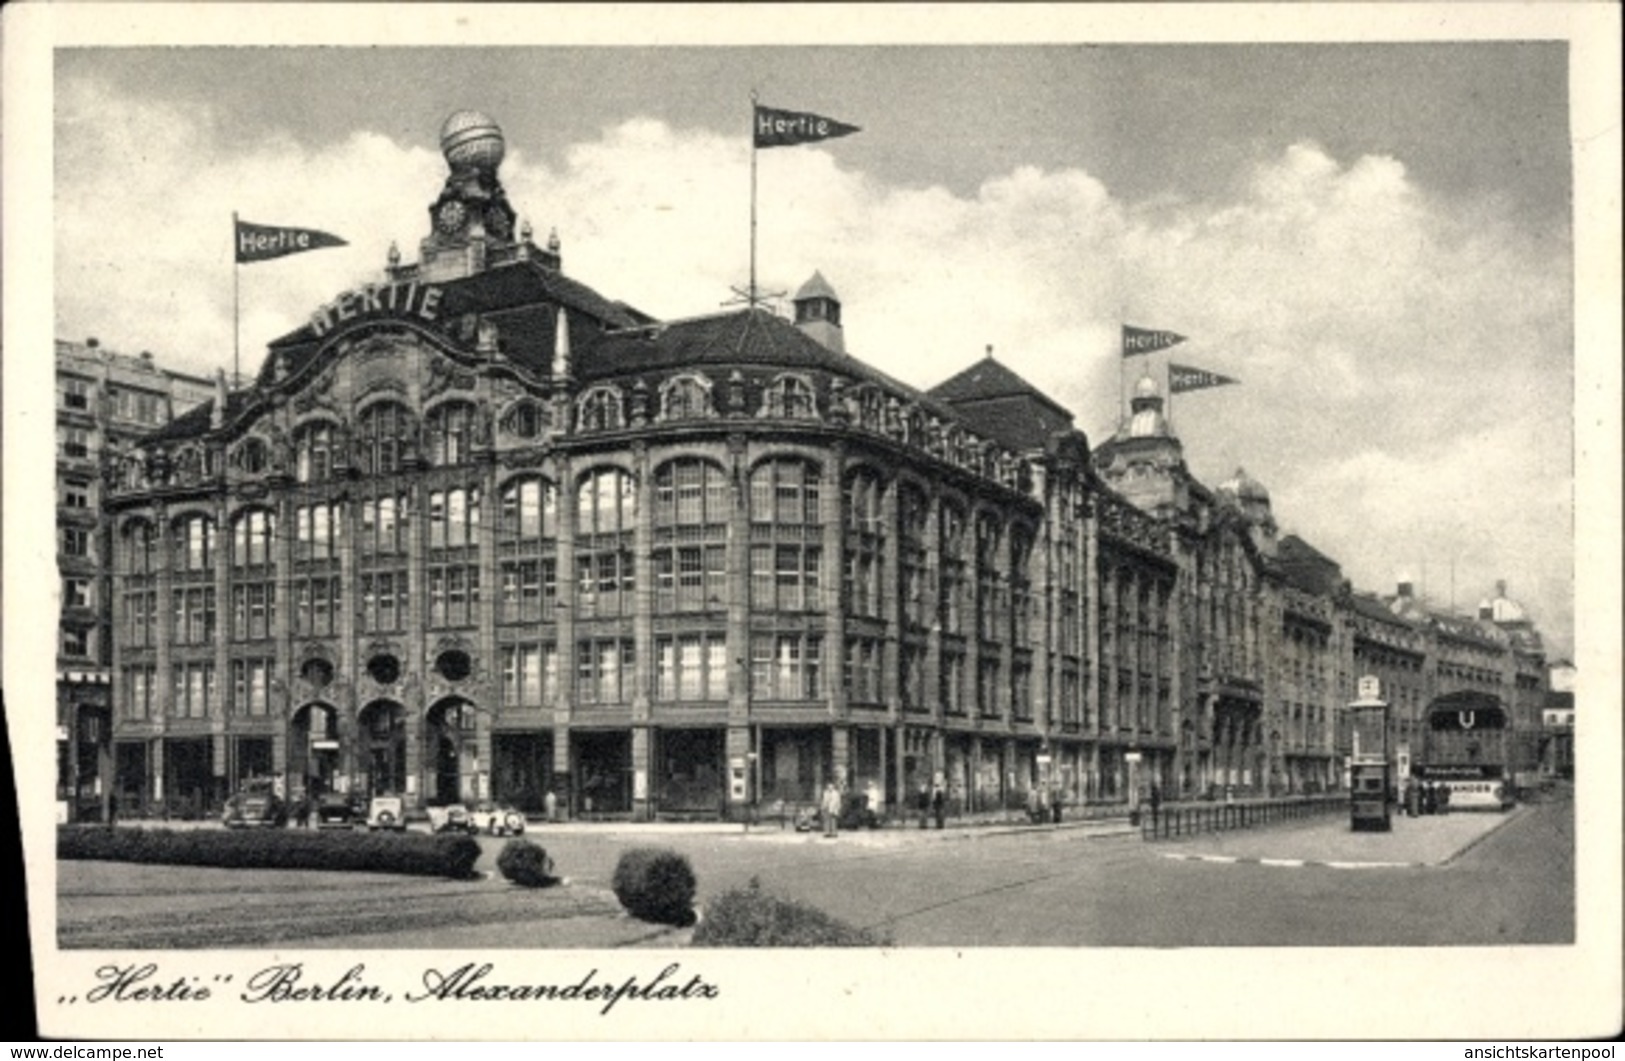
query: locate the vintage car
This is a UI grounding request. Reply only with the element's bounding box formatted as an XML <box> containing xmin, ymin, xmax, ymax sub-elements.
<box><xmin>467</xmin><ymin>802</ymin><xmax>527</xmax><ymax>836</ymax></box>
<box><xmin>222</xmin><ymin>778</ymin><xmax>287</xmax><ymax>829</ymax></box>
<box><xmin>314</xmin><ymin>792</ymin><xmax>364</xmax><ymax>829</ymax></box>
<box><xmin>364</xmin><ymin>793</ymin><xmax>408</xmax><ymax>832</ymax></box>
<box><xmin>425</xmin><ymin>803</ymin><xmax>478</xmax><ymax>835</ymax></box>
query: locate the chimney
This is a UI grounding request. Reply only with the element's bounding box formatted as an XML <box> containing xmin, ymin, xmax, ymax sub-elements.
<box><xmin>86</xmin><ymin>337</ymin><xmax>100</xmax><ymax>349</ymax></box>
<box><xmin>1396</xmin><ymin>581</ymin><xmax>1413</xmax><ymax>599</ymax></box>
<box><xmin>1496</xmin><ymin>579</ymin><xmax>1507</xmax><ymax>598</ymax></box>
<box><xmin>551</xmin><ymin>306</ymin><xmax>572</xmax><ymax>381</ymax></box>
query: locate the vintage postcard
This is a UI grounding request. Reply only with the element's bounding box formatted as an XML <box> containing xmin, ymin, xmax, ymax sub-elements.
<box><xmin>5</xmin><ymin>2</ymin><xmax>1620</xmax><ymax>1042</ymax></box>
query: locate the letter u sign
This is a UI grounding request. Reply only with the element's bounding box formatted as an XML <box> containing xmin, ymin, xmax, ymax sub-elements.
<box><xmin>1458</xmin><ymin>710</ymin><xmax>1476</xmax><ymax>730</ymax></box>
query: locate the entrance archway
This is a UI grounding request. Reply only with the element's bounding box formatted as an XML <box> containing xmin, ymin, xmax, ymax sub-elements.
<box><xmin>426</xmin><ymin>698</ymin><xmax>480</xmax><ymax>805</ymax></box>
<box><xmin>289</xmin><ymin>702</ymin><xmax>340</xmax><ymax>800</ymax></box>
<box><xmin>357</xmin><ymin>700</ymin><xmax>407</xmax><ymax>797</ymax></box>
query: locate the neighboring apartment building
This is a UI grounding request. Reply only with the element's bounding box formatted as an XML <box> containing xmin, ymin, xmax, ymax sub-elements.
<box><xmin>57</xmin><ymin>337</ymin><xmax>211</xmax><ymax>821</ymax></box>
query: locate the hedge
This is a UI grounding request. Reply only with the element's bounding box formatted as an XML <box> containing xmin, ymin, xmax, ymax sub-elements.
<box><xmin>58</xmin><ymin>825</ymin><xmax>481</xmax><ymax>879</ymax></box>
<box><xmin>611</xmin><ymin>846</ymin><xmax>697</xmax><ymax>927</ymax></box>
<box><xmin>496</xmin><ymin>838</ymin><xmax>559</xmax><ymax>888</ymax></box>
<box><xmin>691</xmin><ymin>876</ymin><xmax>891</xmax><ymax>947</ymax></box>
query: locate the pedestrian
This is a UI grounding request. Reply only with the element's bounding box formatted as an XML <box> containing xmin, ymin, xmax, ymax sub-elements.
<box><xmin>1027</xmin><ymin>786</ymin><xmax>1042</xmax><ymax>823</ymax></box>
<box><xmin>932</xmin><ymin>784</ymin><xmax>946</xmax><ymax>830</ymax></box>
<box><xmin>916</xmin><ymin>781</ymin><xmax>930</xmax><ymax>830</ymax></box>
<box><xmin>820</xmin><ymin>780</ymin><xmax>841</xmax><ymax>839</ymax></box>
<box><xmin>1051</xmin><ymin>783</ymin><xmax>1064</xmax><ymax>825</ymax></box>
<box><xmin>544</xmin><ymin>788</ymin><xmax>558</xmax><ymax>824</ymax></box>
<box><xmin>1437</xmin><ymin>784</ymin><xmax>1451</xmax><ymax>816</ymax></box>
<box><xmin>1149</xmin><ymin>782</ymin><xmax>1162</xmax><ymax>833</ymax></box>
<box><xmin>295</xmin><ymin>794</ymin><xmax>312</xmax><ymax>829</ymax></box>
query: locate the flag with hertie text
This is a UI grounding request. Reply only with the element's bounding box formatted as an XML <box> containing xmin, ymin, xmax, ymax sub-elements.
<box><xmin>754</xmin><ymin>105</ymin><xmax>861</xmax><ymax>149</ymax></box>
<box><xmin>1168</xmin><ymin>363</ymin><xmax>1240</xmax><ymax>394</ymax></box>
<box><xmin>1122</xmin><ymin>325</ymin><xmax>1187</xmax><ymax>358</ymax></box>
<box><xmin>235</xmin><ymin>219</ymin><xmax>348</xmax><ymax>264</ymax></box>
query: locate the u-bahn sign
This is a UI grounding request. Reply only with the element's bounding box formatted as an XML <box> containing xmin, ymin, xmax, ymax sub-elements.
<box><xmin>1357</xmin><ymin>675</ymin><xmax>1381</xmax><ymax>701</ymax></box>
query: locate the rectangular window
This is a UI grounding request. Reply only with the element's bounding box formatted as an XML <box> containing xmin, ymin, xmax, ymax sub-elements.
<box><xmin>63</xmin><ymin>481</ymin><xmax>91</xmax><ymax>509</ymax></box>
<box><xmin>62</xmin><ymin>627</ymin><xmax>89</xmax><ymax>657</ymax></box>
<box><xmin>62</xmin><ymin>527</ymin><xmax>89</xmax><ymax>557</ymax></box>
<box><xmin>64</xmin><ymin>578</ymin><xmax>90</xmax><ymax>609</ymax></box>
<box><xmin>63</xmin><ymin>378</ymin><xmax>91</xmax><ymax>410</ymax></box>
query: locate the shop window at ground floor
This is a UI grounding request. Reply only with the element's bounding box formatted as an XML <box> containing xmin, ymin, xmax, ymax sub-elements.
<box><xmin>574</xmin><ymin>731</ymin><xmax>631</xmax><ymax>816</ymax></box>
<box><xmin>492</xmin><ymin>732</ymin><xmax>552</xmax><ymax>813</ymax></box>
<box><xmin>163</xmin><ymin>737</ymin><xmax>216</xmax><ymax>819</ymax></box>
<box><xmin>760</xmin><ymin>728</ymin><xmax>828</xmax><ymax>804</ymax></box>
<box><xmin>656</xmin><ymin>727</ymin><xmax>725</xmax><ymax>814</ymax></box>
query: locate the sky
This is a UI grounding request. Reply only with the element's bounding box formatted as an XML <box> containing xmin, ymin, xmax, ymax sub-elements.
<box><xmin>52</xmin><ymin>41</ymin><xmax>1578</xmax><ymax>657</ymax></box>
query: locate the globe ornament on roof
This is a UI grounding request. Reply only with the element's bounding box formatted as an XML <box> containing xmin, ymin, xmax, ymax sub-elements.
<box><xmin>1133</xmin><ymin>374</ymin><xmax>1162</xmax><ymax>400</ymax></box>
<box><xmin>1218</xmin><ymin>467</ymin><xmax>1270</xmax><ymax>504</ymax></box>
<box><xmin>440</xmin><ymin>110</ymin><xmax>506</xmax><ymax>172</ymax></box>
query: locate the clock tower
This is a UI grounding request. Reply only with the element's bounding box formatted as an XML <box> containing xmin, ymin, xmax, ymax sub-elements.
<box><xmin>408</xmin><ymin>110</ymin><xmax>557</xmax><ymax>283</ymax></box>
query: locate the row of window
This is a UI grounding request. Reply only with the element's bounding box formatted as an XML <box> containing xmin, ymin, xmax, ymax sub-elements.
<box><xmin>120</xmin><ymin>659</ymin><xmax>272</xmax><ymax>720</ymax></box>
<box><xmin>60</xmin><ymin>379</ymin><xmax>169</xmax><ymax>425</ymax></box>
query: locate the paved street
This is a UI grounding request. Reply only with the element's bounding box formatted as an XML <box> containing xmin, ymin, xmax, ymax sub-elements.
<box><xmin>58</xmin><ymin>794</ymin><xmax>1572</xmax><ymax>948</ymax></box>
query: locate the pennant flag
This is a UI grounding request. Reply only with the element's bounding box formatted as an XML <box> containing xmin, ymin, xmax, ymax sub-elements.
<box><xmin>1122</xmin><ymin>325</ymin><xmax>1187</xmax><ymax>358</ymax></box>
<box><xmin>1169</xmin><ymin>363</ymin><xmax>1240</xmax><ymax>394</ymax></box>
<box><xmin>754</xmin><ymin>105</ymin><xmax>861</xmax><ymax>149</ymax></box>
<box><xmin>235</xmin><ymin>219</ymin><xmax>347</xmax><ymax>264</ymax></box>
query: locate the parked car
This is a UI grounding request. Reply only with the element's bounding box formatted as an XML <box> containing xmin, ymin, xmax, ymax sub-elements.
<box><xmin>222</xmin><ymin>778</ymin><xmax>287</xmax><ymax>828</ymax></box>
<box><xmin>365</xmin><ymin>793</ymin><xmax>407</xmax><ymax>831</ymax></box>
<box><xmin>314</xmin><ymin>792</ymin><xmax>363</xmax><ymax>829</ymax></box>
<box><xmin>467</xmin><ymin>802</ymin><xmax>527</xmax><ymax>836</ymax></box>
<box><xmin>426</xmin><ymin>803</ymin><xmax>478</xmax><ymax>835</ymax></box>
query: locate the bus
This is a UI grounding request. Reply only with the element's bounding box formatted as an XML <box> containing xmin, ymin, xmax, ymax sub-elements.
<box><xmin>1417</xmin><ymin>690</ymin><xmax>1515</xmax><ymax>811</ymax></box>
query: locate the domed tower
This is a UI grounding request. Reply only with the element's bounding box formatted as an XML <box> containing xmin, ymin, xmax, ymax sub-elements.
<box><xmin>793</xmin><ymin>271</ymin><xmax>844</xmax><ymax>353</ymax></box>
<box><xmin>1092</xmin><ymin>373</ymin><xmax>1190</xmax><ymax>518</ymax></box>
<box><xmin>410</xmin><ymin>111</ymin><xmax>554</xmax><ymax>283</ymax></box>
<box><xmin>1216</xmin><ymin>467</ymin><xmax>1278</xmax><ymax>556</ymax></box>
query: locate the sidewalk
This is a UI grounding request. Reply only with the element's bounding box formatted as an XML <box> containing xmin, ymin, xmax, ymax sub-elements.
<box><xmin>1152</xmin><ymin>806</ymin><xmax>1523</xmax><ymax>867</ymax></box>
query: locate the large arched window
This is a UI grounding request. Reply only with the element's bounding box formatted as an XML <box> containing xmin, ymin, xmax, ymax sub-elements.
<box><xmin>653</xmin><ymin>459</ymin><xmax>728</xmax><ymax>614</ymax></box>
<box><xmin>899</xmin><ymin>482</ymin><xmax>929</xmax><ymax>630</ymax></box>
<box><xmin>234</xmin><ymin>436</ymin><xmax>269</xmax><ymax>475</ymax></box>
<box><xmin>359</xmin><ymin>401</ymin><xmax>413</xmax><ymax>475</ymax></box>
<box><xmin>231</xmin><ymin>509</ymin><xmax>276</xmax><ymax>568</ymax></box>
<box><xmin>577</xmin><ymin>387</ymin><xmax>624</xmax><ymax>433</ymax></box>
<box><xmin>171</xmin><ymin>513</ymin><xmax>216</xmax><ymax>572</ymax></box>
<box><xmin>426</xmin><ymin>402</ymin><xmax>475</xmax><ymax>467</ymax></box>
<box><xmin>575</xmin><ymin>467</ymin><xmax>635</xmax><ymax>619</ymax></box>
<box><xmin>660</xmin><ymin>375</ymin><xmax>713</xmax><ymax>421</ymax></box>
<box><xmin>498</xmin><ymin>477</ymin><xmax>558</xmax><ymax>625</ymax></box>
<box><xmin>294</xmin><ymin>421</ymin><xmax>336</xmax><ymax>483</ymax></box>
<box><xmin>761</xmin><ymin>374</ymin><xmax>818</xmax><ymax>420</ymax></box>
<box><xmin>843</xmin><ymin>467</ymin><xmax>886</xmax><ymax>619</ymax></box>
<box><xmin>748</xmin><ymin>459</ymin><xmax>822</xmax><ymax>614</ymax></box>
<box><xmin>502</xmin><ymin>400</ymin><xmax>550</xmax><ymax>440</ymax></box>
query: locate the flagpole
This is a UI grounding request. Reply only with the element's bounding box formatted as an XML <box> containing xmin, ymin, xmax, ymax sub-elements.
<box><xmin>749</xmin><ymin>90</ymin><xmax>759</xmax><ymax>307</ymax></box>
<box><xmin>232</xmin><ymin>211</ymin><xmax>241</xmax><ymax>389</ymax></box>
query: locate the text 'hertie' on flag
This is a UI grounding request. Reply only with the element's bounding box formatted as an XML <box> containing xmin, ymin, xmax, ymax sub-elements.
<box><xmin>754</xmin><ymin>105</ymin><xmax>861</xmax><ymax>149</ymax></box>
<box><xmin>1122</xmin><ymin>324</ymin><xmax>1187</xmax><ymax>358</ymax></box>
<box><xmin>235</xmin><ymin>219</ymin><xmax>348</xmax><ymax>264</ymax></box>
<box><xmin>1168</xmin><ymin>363</ymin><xmax>1239</xmax><ymax>394</ymax></box>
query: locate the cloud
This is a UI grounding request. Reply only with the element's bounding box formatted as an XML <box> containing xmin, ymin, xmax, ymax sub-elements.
<box><xmin>53</xmin><ymin>75</ymin><xmax>1574</xmax><ymax>655</ymax></box>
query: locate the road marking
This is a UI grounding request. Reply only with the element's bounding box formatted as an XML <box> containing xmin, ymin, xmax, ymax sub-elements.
<box><xmin>1161</xmin><ymin>853</ymin><xmax>1426</xmax><ymax>870</ymax></box>
<box><xmin>1259</xmin><ymin>858</ymin><xmax>1305</xmax><ymax>867</ymax></box>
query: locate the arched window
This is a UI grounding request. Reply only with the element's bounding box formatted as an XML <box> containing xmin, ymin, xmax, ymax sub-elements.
<box><xmin>654</xmin><ymin>458</ymin><xmax>729</xmax><ymax>530</ymax></box>
<box><xmin>843</xmin><ymin>467</ymin><xmax>886</xmax><ymax>619</ymax></box>
<box><xmin>232</xmin><ymin>509</ymin><xmax>276</xmax><ymax>568</ymax></box>
<box><xmin>122</xmin><ymin>520</ymin><xmax>157</xmax><ymax>575</ymax></box>
<box><xmin>749</xmin><ymin>458</ymin><xmax>821</xmax><ymax>528</ymax></box>
<box><xmin>575</xmin><ymin>468</ymin><xmax>636</xmax><ymax>619</ymax></box>
<box><xmin>294</xmin><ymin>421</ymin><xmax>336</xmax><ymax>483</ymax></box>
<box><xmin>761</xmin><ymin>374</ymin><xmax>817</xmax><ymax>419</ymax></box>
<box><xmin>499</xmin><ymin>477</ymin><xmax>558</xmax><ymax>541</ymax></box>
<box><xmin>653</xmin><ymin>459</ymin><xmax>728</xmax><ymax>615</ymax></box>
<box><xmin>577</xmin><ymin>387</ymin><xmax>623</xmax><ymax>432</ymax></box>
<box><xmin>660</xmin><ymin>375</ymin><xmax>712</xmax><ymax>421</ymax></box>
<box><xmin>426</xmin><ymin>402</ymin><xmax>475</xmax><ymax>467</ymax></box>
<box><xmin>359</xmin><ymin>402</ymin><xmax>413</xmax><ymax>475</ymax></box>
<box><xmin>899</xmin><ymin>482</ymin><xmax>929</xmax><ymax>629</ymax></box>
<box><xmin>171</xmin><ymin>513</ymin><xmax>216</xmax><ymax>572</ymax></box>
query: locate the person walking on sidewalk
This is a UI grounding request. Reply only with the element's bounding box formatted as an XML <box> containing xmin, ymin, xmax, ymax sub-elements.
<box><xmin>820</xmin><ymin>780</ymin><xmax>842</xmax><ymax>839</ymax></box>
<box><xmin>931</xmin><ymin>784</ymin><xmax>946</xmax><ymax>830</ymax></box>
<box><xmin>916</xmin><ymin>781</ymin><xmax>931</xmax><ymax>830</ymax></box>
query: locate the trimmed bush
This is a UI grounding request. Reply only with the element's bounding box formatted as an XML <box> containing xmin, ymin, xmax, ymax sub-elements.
<box><xmin>57</xmin><ymin>824</ymin><xmax>480</xmax><ymax>879</ymax></box>
<box><xmin>611</xmin><ymin>846</ymin><xmax>697</xmax><ymax>927</ymax></box>
<box><xmin>496</xmin><ymin>838</ymin><xmax>559</xmax><ymax>888</ymax></box>
<box><xmin>692</xmin><ymin>877</ymin><xmax>891</xmax><ymax>947</ymax></box>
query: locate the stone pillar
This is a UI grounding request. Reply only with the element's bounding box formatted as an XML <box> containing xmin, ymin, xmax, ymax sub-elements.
<box><xmin>630</xmin><ymin>442</ymin><xmax>654</xmax><ymax>821</ymax></box>
<box><xmin>552</xmin><ymin>455</ymin><xmax>577</xmax><ymax>814</ymax></box>
<box><xmin>405</xmin><ymin>480</ymin><xmax>426</xmax><ymax>809</ymax></box>
<box><xmin>724</xmin><ymin>435</ymin><xmax>751</xmax><ymax>817</ymax></box>
<box><xmin>822</xmin><ymin>443</ymin><xmax>847</xmax><ymax>720</ymax></box>
<box><xmin>476</xmin><ymin>458</ymin><xmax>499</xmax><ymax>805</ymax></box>
<box><xmin>212</xmin><ymin>496</ymin><xmax>231</xmax><ymax>799</ymax></box>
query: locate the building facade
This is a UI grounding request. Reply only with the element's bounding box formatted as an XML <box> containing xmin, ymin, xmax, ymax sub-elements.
<box><xmin>56</xmin><ymin>337</ymin><xmax>211</xmax><ymax>821</ymax></box>
<box><xmin>97</xmin><ymin>111</ymin><xmax>1554</xmax><ymax>821</ymax></box>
